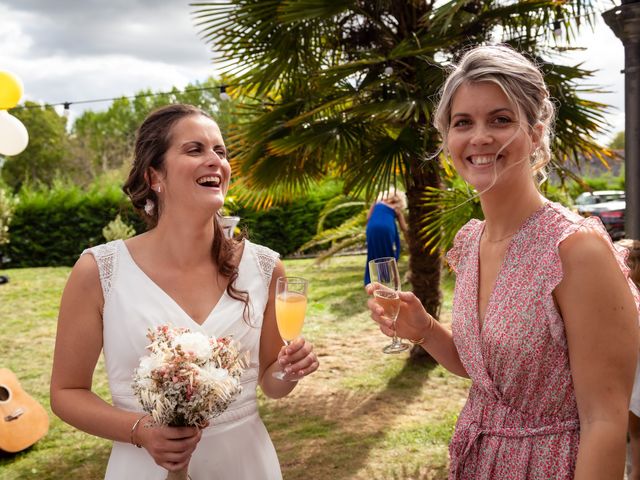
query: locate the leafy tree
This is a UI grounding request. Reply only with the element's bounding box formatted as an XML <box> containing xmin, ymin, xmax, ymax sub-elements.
<box><xmin>2</xmin><ymin>102</ymin><xmax>74</xmax><ymax>191</ymax></box>
<box><xmin>609</xmin><ymin>131</ymin><xmax>624</xmax><ymax>150</ymax></box>
<box><xmin>71</xmin><ymin>77</ymin><xmax>240</xmax><ymax>177</ymax></box>
<box><xmin>192</xmin><ymin>0</ymin><xmax>613</xmax><ymax>359</ymax></box>
<box><xmin>202</xmin><ymin>1</ymin><xmax>614</xmax><ymax>360</ymax></box>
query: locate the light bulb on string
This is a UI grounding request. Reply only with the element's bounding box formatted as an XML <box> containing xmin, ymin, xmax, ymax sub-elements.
<box><xmin>63</xmin><ymin>102</ymin><xmax>71</xmax><ymax>118</ymax></box>
<box><xmin>384</xmin><ymin>66</ymin><xmax>393</xmax><ymax>76</ymax></box>
<box><xmin>219</xmin><ymin>85</ymin><xmax>230</xmax><ymax>101</ymax></box>
<box><xmin>553</xmin><ymin>20</ymin><xmax>562</xmax><ymax>39</ymax></box>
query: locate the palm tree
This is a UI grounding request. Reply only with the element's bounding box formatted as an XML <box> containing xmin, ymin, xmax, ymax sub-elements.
<box><xmin>192</xmin><ymin>0</ymin><xmax>614</xmax><ymax>360</ymax></box>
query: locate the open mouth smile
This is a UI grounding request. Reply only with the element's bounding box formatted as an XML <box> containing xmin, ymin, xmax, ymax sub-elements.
<box><xmin>467</xmin><ymin>154</ymin><xmax>503</xmax><ymax>166</ymax></box>
<box><xmin>196</xmin><ymin>174</ymin><xmax>223</xmax><ymax>188</ymax></box>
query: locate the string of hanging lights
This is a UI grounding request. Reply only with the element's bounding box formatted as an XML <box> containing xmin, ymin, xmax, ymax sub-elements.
<box><xmin>12</xmin><ymin>85</ymin><xmax>232</xmax><ymax>117</ymax></box>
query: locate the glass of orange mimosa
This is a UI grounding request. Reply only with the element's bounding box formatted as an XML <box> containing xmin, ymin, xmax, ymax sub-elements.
<box><xmin>273</xmin><ymin>276</ymin><xmax>308</xmax><ymax>380</ymax></box>
<box><xmin>368</xmin><ymin>257</ymin><xmax>409</xmax><ymax>354</ymax></box>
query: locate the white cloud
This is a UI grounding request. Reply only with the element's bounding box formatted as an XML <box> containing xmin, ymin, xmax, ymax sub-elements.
<box><xmin>553</xmin><ymin>8</ymin><xmax>626</xmax><ymax>143</ymax></box>
<box><xmin>0</xmin><ymin>4</ymin><xmax>34</xmax><ymax>57</ymax></box>
<box><xmin>0</xmin><ymin>0</ymin><xmax>218</xmax><ymax>121</ymax></box>
<box><xmin>1</xmin><ymin>0</ymin><xmax>213</xmax><ymax>64</ymax></box>
<box><xmin>0</xmin><ymin>0</ymin><xmax>629</xmax><ymax>145</ymax></box>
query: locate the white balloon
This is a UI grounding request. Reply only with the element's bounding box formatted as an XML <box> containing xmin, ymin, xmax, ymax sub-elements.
<box><xmin>0</xmin><ymin>110</ymin><xmax>29</xmax><ymax>156</ymax></box>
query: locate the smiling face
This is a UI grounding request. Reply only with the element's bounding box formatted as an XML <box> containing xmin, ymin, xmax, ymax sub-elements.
<box><xmin>447</xmin><ymin>81</ymin><xmax>540</xmax><ymax>195</ymax></box>
<box><xmin>150</xmin><ymin>114</ymin><xmax>231</xmax><ymax>218</ymax></box>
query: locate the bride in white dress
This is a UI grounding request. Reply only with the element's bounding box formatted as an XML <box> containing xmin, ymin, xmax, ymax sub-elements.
<box><xmin>50</xmin><ymin>104</ymin><xmax>319</xmax><ymax>479</ymax></box>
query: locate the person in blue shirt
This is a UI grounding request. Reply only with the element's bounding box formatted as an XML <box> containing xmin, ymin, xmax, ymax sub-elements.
<box><xmin>364</xmin><ymin>189</ymin><xmax>408</xmax><ymax>285</ymax></box>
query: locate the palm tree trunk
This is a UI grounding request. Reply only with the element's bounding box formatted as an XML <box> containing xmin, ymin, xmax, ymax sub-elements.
<box><xmin>405</xmin><ymin>159</ymin><xmax>442</xmax><ymax>363</ymax></box>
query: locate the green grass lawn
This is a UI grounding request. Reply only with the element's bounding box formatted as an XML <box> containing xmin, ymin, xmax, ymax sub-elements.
<box><xmin>0</xmin><ymin>254</ymin><xmax>470</xmax><ymax>480</ymax></box>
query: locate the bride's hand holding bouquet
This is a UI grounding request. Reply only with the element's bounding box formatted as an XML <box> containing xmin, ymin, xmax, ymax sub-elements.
<box><xmin>131</xmin><ymin>325</ymin><xmax>248</xmax><ymax>480</ymax></box>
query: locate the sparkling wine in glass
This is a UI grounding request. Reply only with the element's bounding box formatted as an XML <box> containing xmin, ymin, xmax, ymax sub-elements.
<box><xmin>368</xmin><ymin>257</ymin><xmax>409</xmax><ymax>354</ymax></box>
<box><xmin>273</xmin><ymin>276</ymin><xmax>308</xmax><ymax>381</ymax></box>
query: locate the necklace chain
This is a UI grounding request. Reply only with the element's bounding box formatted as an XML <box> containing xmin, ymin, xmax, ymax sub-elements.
<box><xmin>483</xmin><ymin>203</ymin><xmax>548</xmax><ymax>243</ymax></box>
<box><xmin>483</xmin><ymin>231</ymin><xmax>517</xmax><ymax>243</ymax></box>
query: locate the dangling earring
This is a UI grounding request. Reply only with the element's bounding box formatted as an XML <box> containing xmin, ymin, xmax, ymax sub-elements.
<box><xmin>530</xmin><ymin>148</ymin><xmax>541</xmax><ymax>166</ymax></box>
<box><xmin>144</xmin><ymin>198</ymin><xmax>155</xmax><ymax>216</ymax></box>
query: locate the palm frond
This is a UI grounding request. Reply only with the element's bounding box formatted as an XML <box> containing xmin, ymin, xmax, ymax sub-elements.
<box><xmin>312</xmin><ymin>235</ymin><xmax>366</xmax><ymax>264</ymax></box>
<box><xmin>417</xmin><ymin>183</ymin><xmax>483</xmax><ymax>254</ymax></box>
<box><xmin>314</xmin><ymin>196</ymin><xmax>366</xmax><ymax>233</ymax></box>
<box><xmin>193</xmin><ymin>0</ymin><xmax>613</xmax><ymax>255</ymax></box>
<box><xmin>297</xmin><ymin>199</ymin><xmax>368</xmax><ymax>262</ymax></box>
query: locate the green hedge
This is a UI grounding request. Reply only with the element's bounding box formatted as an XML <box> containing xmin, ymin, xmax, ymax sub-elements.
<box><xmin>4</xmin><ymin>183</ymin><xmax>142</xmax><ymax>268</ymax></box>
<box><xmin>3</xmin><ymin>181</ymin><xmax>352</xmax><ymax>268</ymax></box>
<box><xmin>236</xmin><ymin>198</ymin><xmax>345</xmax><ymax>256</ymax></box>
<box><xmin>236</xmin><ymin>181</ymin><xmax>358</xmax><ymax>255</ymax></box>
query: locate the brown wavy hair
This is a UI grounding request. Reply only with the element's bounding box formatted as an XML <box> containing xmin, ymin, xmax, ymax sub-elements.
<box><xmin>122</xmin><ymin>104</ymin><xmax>250</xmax><ymax>318</ymax></box>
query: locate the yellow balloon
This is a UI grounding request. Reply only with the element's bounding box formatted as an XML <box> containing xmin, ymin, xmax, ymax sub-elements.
<box><xmin>0</xmin><ymin>71</ymin><xmax>24</xmax><ymax>109</ymax></box>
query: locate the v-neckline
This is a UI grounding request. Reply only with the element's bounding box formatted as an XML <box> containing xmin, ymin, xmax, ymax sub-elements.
<box><xmin>475</xmin><ymin>223</ymin><xmax>513</xmax><ymax>332</ymax></box>
<box><xmin>473</xmin><ymin>202</ymin><xmax>550</xmax><ymax>334</ymax></box>
<box><xmin>118</xmin><ymin>239</ymin><xmax>247</xmax><ymax>327</ymax></box>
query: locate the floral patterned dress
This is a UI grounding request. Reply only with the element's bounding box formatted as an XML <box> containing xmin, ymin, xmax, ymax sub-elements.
<box><xmin>445</xmin><ymin>202</ymin><xmax>640</xmax><ymax>479</ymax></box>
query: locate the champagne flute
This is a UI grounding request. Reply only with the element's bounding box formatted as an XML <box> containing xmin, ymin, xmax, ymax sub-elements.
<box><xmin>368</xmin><ymin>257</ymin><xmax>409</xmax><ymax>354</ymax></box>
<box><xmin>272</xmin><ymin>276</ymin><xmax>308</xmax><ymax>381</ymax></box>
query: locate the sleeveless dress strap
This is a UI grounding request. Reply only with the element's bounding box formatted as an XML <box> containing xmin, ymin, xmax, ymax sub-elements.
<box><xmin>248</xmin><ymin>241</ymin><xmax>280</xmax><ymax>289</ymax></box>
<box><xmin>81</xmin><ymin>241</ymin><xmax>120</xmax><ymax>304</ymax></box>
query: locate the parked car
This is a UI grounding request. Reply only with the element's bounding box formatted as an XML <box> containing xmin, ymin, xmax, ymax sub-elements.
<box><xmin>574</xmin><ymin>190</ymin><xmax>625</xmax><ymax>210</ymax></box>
<box><xmin>574</xmin><ymin>190</ymin><xmax>626</xmax><ymax>240</ymax></box>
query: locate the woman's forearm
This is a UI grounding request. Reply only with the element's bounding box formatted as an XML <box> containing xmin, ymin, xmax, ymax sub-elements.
<box><xmin>574</xmin><ymin>420</ymin><xmax>627</xmax><ymax>479</ymax></box>
<box><xmin>258</xmin><ymin>361</ymin><xmax>298</xmax><ymax>399</ymax></box>
<box><xmin>51</xmin><ymin>387</ymin><xmax>141</xmax><ymax>444</ymax></box>
<box><xmin>419</xmin><ymin>321</ymin><xmax>468</xmax><ymax>378</ymax></box>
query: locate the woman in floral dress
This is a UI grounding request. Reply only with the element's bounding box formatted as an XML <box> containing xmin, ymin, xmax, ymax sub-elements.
<box><xmin>367</xmin><ymin>45</ymin><xmax>640</xmax><ymax>479</ymax></box>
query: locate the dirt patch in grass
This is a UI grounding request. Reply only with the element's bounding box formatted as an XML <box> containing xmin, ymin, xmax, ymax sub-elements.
<box><xmin>261</xmin><ymin>303</ymin><xmax>470</xmax><ymax>480</ymax></box>
<box><xmin>0</xmin><ymin>257</ymin><xmax>470</xmax><ymax>480</ymax></box>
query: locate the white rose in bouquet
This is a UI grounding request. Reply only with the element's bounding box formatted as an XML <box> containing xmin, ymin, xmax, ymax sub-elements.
<box><xmin>174</xmin><ymin>331</ymin><xmax>213</xmax><ymax>361</ymax></box>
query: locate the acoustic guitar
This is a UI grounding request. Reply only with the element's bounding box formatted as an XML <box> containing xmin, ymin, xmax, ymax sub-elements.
<box><xmin>0</xmin><ymin>368</ymin><xmax>49</xmax><ymax>452</ymax></box>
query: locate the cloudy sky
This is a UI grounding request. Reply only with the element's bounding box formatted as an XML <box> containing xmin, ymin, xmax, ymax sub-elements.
<box><xmin>0</xmin><ymin>0</ymin><xmax>628</xmax><ymax>143</ymax></box>
<box><xmin>0</xmin><ymin>0</ymin><xmax>216</xmax><ymax>120</ymax></box>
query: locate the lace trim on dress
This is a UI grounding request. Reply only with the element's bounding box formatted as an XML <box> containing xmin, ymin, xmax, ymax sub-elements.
<box><xmin>82</xmin><ymin>241</ymin><xmax>119</xmax><ymax>304</ymax></box>
<box><xmin>250</xmin><ymin>242</ymin><xmax>280</xmax><ymax>289</ymax></box>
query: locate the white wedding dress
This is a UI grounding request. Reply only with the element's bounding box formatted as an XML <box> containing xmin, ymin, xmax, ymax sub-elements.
<box><xmin>83</xmin><ymin>239</ymin><xmax>283</xmax><ymax>480</ymax></box>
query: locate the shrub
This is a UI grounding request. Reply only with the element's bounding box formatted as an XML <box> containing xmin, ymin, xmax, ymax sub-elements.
<box><xmin>0</xmin><ymin>188</ymin><xmax>14</xmax><ymax>247</ymax></box>
<box><xmin>230</xmin><ymin>181</ymin><xmax>360</xmax><ymax>256</ymax></box>
<box><xmin>5</xmin><ymin>179</ymin><xmax>353</xmax><ymax>266</ymax></box>
<box><xmin>103</xmin><ymin>214</ymin><xmax>136</xmax><ymax>242</ymax></box>
<box><xmin>564</xmin><ymin>171</ymin><xmax>625</xmax><ymax>202</ymax></box>
<box><xmin>5</xmin><ymin>180</ymin><xmax>142</xmax><ymax>267</ymax></box>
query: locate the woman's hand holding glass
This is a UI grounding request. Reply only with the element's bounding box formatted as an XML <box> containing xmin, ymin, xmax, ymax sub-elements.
<box><xmin>368</xmin><ymin>257</ymin><xmax>409</xmax><ymax>353</ymax></box>
<box><xmin>366</xmin><ymin>284</ymin><xmax>435</xmax><ymax>348</ymax></box>
<box><xmin>276</xmin><ymin>337</ymin><xmax>318</xmax><ymax>381</ymax></box>
<box><xmin>273</xmin><ymin>276</ymin><xmax>318</xmax><ymax>381</ymax></box>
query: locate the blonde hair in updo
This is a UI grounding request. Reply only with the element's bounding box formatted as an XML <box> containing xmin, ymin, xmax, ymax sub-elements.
<box><xmin>377</xmin><ymin>189</ymin><xmax>407</xmax><ymax>210</ymax></box>
<box><xmin>433</xmin><ymin>44</ymin><xmax>556</xmax><ymax>184</ymax></box>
